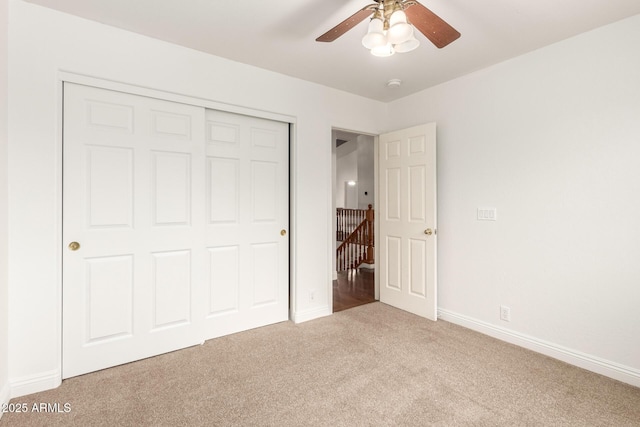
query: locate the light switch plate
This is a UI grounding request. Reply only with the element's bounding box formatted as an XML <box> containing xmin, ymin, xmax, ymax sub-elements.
<box><xmin>477</xmin><ymin>208</ymin><xmax>497</xmax><ymax>221</ymax></box>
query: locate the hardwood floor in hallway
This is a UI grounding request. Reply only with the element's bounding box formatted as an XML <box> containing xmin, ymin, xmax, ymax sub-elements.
<box><xmin>332</xmin><ymin>268</ymin><xmax>376</xmax><ymax>313</ymax></box>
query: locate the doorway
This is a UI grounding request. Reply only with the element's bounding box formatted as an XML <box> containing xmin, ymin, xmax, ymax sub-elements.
<box><xmin>332</xmin><ymin>129</ymin><xmax>376</xmax><ymax>312</ymax></box>
<box><xmin>330</xmin><ymin>123</ymin><xmax>438</xmax><ymax>319</ymax></box>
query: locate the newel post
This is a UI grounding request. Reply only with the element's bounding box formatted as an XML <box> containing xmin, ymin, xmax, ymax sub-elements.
<box><xmin>366</xmin><ymin>204</ymin><xmax>374</xmax><ymax>263</ymax></box>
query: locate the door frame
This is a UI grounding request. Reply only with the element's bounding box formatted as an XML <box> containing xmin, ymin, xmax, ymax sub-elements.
<box><xmin>55</xmin><ymin>71</ymin><xmax>297</xmax><ymax>375</ymax></box>
<box><xmin>330</xmin><ymin>127</ymin><xmax>381</xmax><ymax>306</ymax></box>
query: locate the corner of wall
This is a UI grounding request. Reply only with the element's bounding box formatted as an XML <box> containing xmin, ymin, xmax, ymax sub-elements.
<box><xmin>9</xmin><ymin>370</ymin><xmax>62</xmax><ymax>399</ymax></box>
<box><xmin>291</xmin><ymin>306</ymin><xmax>332</xmax><ymax>324</ymax></box>
<box><xmin>0</xmin><ymin>0</ymin><xmax>10</xmax><ymax>414</ymax></box>
<box><xmin>0</xmin><ymin>382</ymin><xmax>8</xmax><ymax>418</ymax></box>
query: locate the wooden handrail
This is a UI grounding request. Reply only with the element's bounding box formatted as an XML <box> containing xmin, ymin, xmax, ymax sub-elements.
<box><xmin>337</xmin><ymin>205</ymin><xmax>374</xmax><ymax>271</ymax></box>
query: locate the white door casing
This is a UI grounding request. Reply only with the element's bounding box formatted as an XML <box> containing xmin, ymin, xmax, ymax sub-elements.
<box><xmin>62</xmin><ymin>83</ymin><xmax>289</xmax><ymax>378</ymax></box>
<box><xmin>379</xmin><ymin>123</ymin><xmax>437</xmax><ymax>320</ymax></box>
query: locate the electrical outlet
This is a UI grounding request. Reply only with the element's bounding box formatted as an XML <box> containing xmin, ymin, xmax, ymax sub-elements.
<box><xmin>500</xmin><ymin>305</ymin><xmax>511</xmax><ymax>322</ymax></box>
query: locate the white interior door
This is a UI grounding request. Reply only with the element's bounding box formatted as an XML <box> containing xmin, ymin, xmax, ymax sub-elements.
<box><xmin>379</xmin><ymin>123</ymin><xmax>437</xmax><ymax>320</ymax></box>
<box><xmin>202</xmin><ymin>109</ymin><xmax>289</xmax><ymax>339</ymax></box>
<box><xmin>63</xmin><ymin>83</ymin><xmax>289</xmax><ymax>378</ymax></box>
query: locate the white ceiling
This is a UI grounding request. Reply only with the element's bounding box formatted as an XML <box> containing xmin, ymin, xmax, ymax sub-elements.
<box><xmin>24</xmin><ymin>0</ymin><xmax>640</xmax><ymax>102</ymax></box>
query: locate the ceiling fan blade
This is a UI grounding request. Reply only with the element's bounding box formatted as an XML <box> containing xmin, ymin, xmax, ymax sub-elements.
<box><xmin>404</xmin><ymin>1</ymin><xmax>460</xmax><ymax>48</ymax></box>
<box><xmin>316</xmin><ymin>4</ymin><xmax>378</xmax><ymax>42</ymax></box>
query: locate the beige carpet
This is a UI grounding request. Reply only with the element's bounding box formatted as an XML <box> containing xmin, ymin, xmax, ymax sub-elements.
<box><xmin>2</xmin><ymin>302</ymin><xmax>639</xmax><ymax>426</ymax></box>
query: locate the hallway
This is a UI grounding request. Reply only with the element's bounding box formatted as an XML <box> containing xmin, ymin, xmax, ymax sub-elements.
<box><xmin>332</xmin><ymin>268</ymin><xmax>375</xmax><ymax>313</ymax></box>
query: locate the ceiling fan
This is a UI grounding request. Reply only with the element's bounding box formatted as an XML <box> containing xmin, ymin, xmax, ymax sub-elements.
<box><xmin>316</xmin><ymin>0</ymin><xmax>460</xmax><ymax>56</ymax></box>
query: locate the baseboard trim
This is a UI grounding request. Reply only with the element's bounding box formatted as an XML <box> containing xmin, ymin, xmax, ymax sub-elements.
<box><xmin>438</xmin><ymin>308</ymin><xmax>640</xmax><ymax>388</ymax></box>
<box><xmin>0</xmin><ymin>380</ymin><xmax>9</xmax><ymax>420</ymax></box>
<box><xmin>9</xmin><ymin>369</ymin><xmax>61</xmax><ymax>399</ymax></box>
<box><xmin>292</xmin><ymin>306</ymin><xmax>332</xmax><ymax>324</ymax></box>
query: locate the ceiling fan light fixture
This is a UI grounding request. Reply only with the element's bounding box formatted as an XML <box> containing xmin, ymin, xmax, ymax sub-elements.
<box><xmin>393</xmin><ymin>31</ymin><xmax>420</xmax><ymax>53</ymax></box>
<box><xmin>387</xmin><ymin>12</ymin><xmax>413</xmax><ymax>45</ymax></box>
<box><xmin>362</xmin><ymin>17</ymin><xmax>386</xmax><ymax>49</ymax></box>
<box><xmin>362</xmin><ymin>32</ymin><xmax>387</xmax><ymax>50</ymax></box>
<box><xmin>387</xmin><ymin>22</ymin><xmax>413</xmax><ymax>45</ymax></box>
<box><xmin>371</xmin><ymin>43</ymin><xmax>395</xmax><ymax>57</ymax></box>
<box><xmin>315</xmin><ymin>0</ymin><xmax>461</xmax><ymax>56</ymax></box>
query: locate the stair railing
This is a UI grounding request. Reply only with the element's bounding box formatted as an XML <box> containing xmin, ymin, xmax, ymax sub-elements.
<box><xmin>336</xmin><ymin>207</ymin><xmax>367</xmax><ymax>241</ymax></box>
<box><xmin>336</xmin><ymin>205</ymin><xmax>374</xmax><ymax>271</ymax></box>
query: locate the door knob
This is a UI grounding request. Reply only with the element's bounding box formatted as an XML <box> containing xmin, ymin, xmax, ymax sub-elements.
<box><xmin>68</xmin><ymin>241</ymin><xmax>81</xmax><ymax>251</ymax></box>
<box><xmin>424</xmin><ymin>229</ymin><xmax>433</xmax><ymax>236</ymax></box>
<box><xmin>280</xmin><ymin>229</ymin><xmax>287</xmax><ymax>236</ymax></box>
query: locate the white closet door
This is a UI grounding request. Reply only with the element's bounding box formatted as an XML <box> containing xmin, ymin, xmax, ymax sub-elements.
<box><xmin>202</xmin><ymin>110</ymin><xmax>289</xmax><ymax>339</ymax></box>
<box><xmin>62</xmin><ymin>83</ymin><xmax>289</xmax><ymax>378</ymax></box>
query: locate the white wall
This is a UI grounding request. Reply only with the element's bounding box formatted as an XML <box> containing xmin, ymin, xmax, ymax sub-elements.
<box><xmin>0</xmin><ymin>0</ymin><xmax>9</xmax><ymax>412</ymax></box>
<box><xmin>356</xmin><ymin>135</ymin><xmax>375</xmax><ymax>209</ymax></box>
<box><xmin>388</xmin><ymin>14</ymin><xmax>640</xmax><ymax>385</ymax></box>
<box><xmin>335</xmin><ymin>136</ymin><xmax>375</xmax><ymax>209</ymax></box>
<box><xmin>6</xmin><ymin>0</ymin><xmax>386</xmax><ymax>397</ymax></box>
<box><xmin>335</xmin><ymin>141</ymin><xmax>358</xmax><ymax>208</ymax></box>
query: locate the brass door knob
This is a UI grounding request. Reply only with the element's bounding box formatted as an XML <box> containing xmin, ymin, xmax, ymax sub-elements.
<box><xmin>424</xmin><ymin>229</ymin><xmax>433</xmax><ymax>236</ymax></box>
<box><xmin>280</xmin><ymin>229</ymin><xmax>287</xmax><ymax>236</ymax></box>
<box><xmin>68</xmin><ymin>241</ymin><xmax>81</xmax><ymax>251</ymax></box>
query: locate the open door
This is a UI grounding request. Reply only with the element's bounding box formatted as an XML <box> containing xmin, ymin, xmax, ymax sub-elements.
<box><xmin>378</xmin><ymin>123</ymin><xmax>437</xmax><ymax>320</ymax></box>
